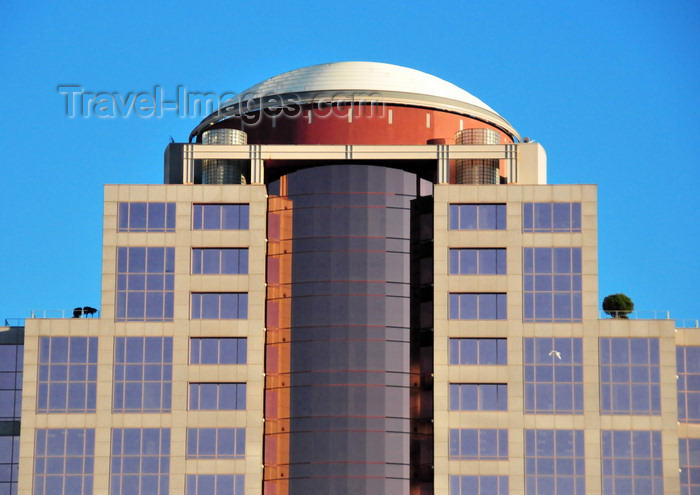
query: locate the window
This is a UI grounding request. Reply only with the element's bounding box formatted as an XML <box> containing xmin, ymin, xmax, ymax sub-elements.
<box><xmin>449</xmin><ymin>204</ymin><xmax>506</xmax><ymax>230</ymax></box>
<box><xmin>189</xmin><ymin>383</ymin><xmax>246</xmax><ymax>410</ymax></box>
<box><xmin>449</xmin><ymin>338</ymin><xmax>507</xmax><ymax>365</ymax></box>
<box><xmin>679</xmin><ymin>438</ymin><xmax>700</xmax><ymax>494</ymax></box>
<box><xmin>111</xmin><ymin>428</ymin><xmax>169</xmax><ymax>495</ymax></box>
<box><xmin>523</xmin><ymin>202</ymin><xmax>581</xmax><ymax>233</ymax></box>
<box><xmin>113</xmin><ymin>337</ymin><xmax>172</xmax><ymax>413</ymax></box>
<box><xmin>118</xmin><ymin>202</ymin><xmax>175</xmax><ymax>232</ymax></box>
<box><xmin>37</xmin><ymin>337</ymin><xmax>97</xmax><ymax>413</ymax></box>
<box><xmin>449</xmin><ymin>384</ymin><xmax>507</xmax><ymax>411</ymax></box>
<box><xmin>192</xmin><ymin>204</ymin><xmax>249</xmax><ymax>230</ymax></box>
<box><xmin>191</xmin><ymin>293</ymin><xmax>248</xmax><ymax>320</ymax></box>
<box><xmin>0</xmin><ymin>344</ymin><xmax>22</xmax><ymax>420</ymax></box>
<box><xmin>187</xmin><ymin>428</ymin><xmax>245</xmax><ymax>459</ymax></box>
<box><xmin>449</xmin><ymin>429</ymin><xmax>508</xmax><ymax>459</ymax></box>
<box><xmin>599</xmin><ymin>338</ymin><xmax>661</xmax><ymax>415</ymax></box>
<box><xmin>449</xmin><ymin>293</ymin><xmax>506</xmax><ymax>320</ymax></box>
<box><xmin>34</xmin><ymin>429</ymin><xmax>94</xmax><ymax>495</ymax></box>
<box><xmin>601</xmin><ymin>430</ymin><xmax>663</xmax><ymax>495</ymax></box>
<box><xmin>0</xmin><ymin>436</ymin><xmax>19</xmax><ymax>495</ymax></box>
<box><xmin>116</xmin><ymin>247</ymin><xmax>174</xmax><ymax>322</ymax></box>
<box><xmin>677</xmin><ymin>347</ymin><xmax>700</xmax><ymax>423</ymax></box>
<box><xmin>186</xmin><ymin>475</ymin><xmax>245</xmax><ymax>495</ymax></box>
<box><xmin>190</xmin><ymin>338</ymin><xmax>247</xmax><ymax>365</ymax></box>
<box><xmin>192</xmin><ymin>248</ymin><xmax>248</xmax><ymax>275</ymax></box>
<box><xmin>523</xmin><ymin>247</ymin><xmax>582</xmax><ymax>323</ymax></box>
<box><xmin>524</xmin><ymin>338</ymin><xmax>583</xmax><ymax>414</ymax></box>
<box><xmin>525</xmin><ymin>429</ymin><xmax>585</xmax><ymax>495</ymax></box>
<box><xmin>450</xmin><ymin>475</ymin><xmax>508</xmax><ymax>495</ymax></box>
<box><xmin>449</xmin><ymin>248</ymin><xmax>506</xmax><ymax>274</ymax></box>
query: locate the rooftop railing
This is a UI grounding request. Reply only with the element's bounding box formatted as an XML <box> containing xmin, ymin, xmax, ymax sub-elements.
<box><xmin>598</xmin><ymin>310</ymin><xmax>699</xmax><ymax>328</ymax></box>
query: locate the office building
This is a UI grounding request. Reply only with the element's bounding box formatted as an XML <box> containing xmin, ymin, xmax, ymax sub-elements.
<box><xmin>1</xmin><ymin>62</ymin><xmax>697</xmax><ymax>494</ymax></box>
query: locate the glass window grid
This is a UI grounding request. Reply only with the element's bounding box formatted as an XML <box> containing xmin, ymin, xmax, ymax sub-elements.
<box><xmin>679</xmin><ymin>438</ymin><xmax>700</xmax><ymax>494</ymax></box>
<box><xmin>116</xmin><ymin>247</ymin><xmax>174</xmax><ymax>322</ymax></box>
<box><xmin>191</xmin><ymin>293</ymin><xmax>248</xmax><ymax>320</ymax></box>
<box><xmin>192</xmin><ymin>248</ymin><xmax>248</xmax><ymax>275</ymax></box>
<box><xmin>523</xmin><ymin>247</ymin><xmax>582</xmax><ymax>323</ymax></box>
<box><xmin>599</xmin><ymin>338</ymin><xmax>661</xmax><ymax>415</ymax></box>
<box><xmin>449</xmin><ymin>383</ymin><xmax>508</xmax><ymax>411</ymax></box>
<box><xmin>449</xmin><ymin>338</ymin><xmax>507</xmax><ymax>365</ymax></box>
<box><xmin>189</xmin><ymin>383</ymin><xmax>246</xmax><ymax>410</ymax></box>
<box><xmin>523</xmin><ymin>202</ymin><xmax>581</xmax><ymax>233</ymax></box>
<box><xmin>113</xmin><ymin>337</ymin><xmax>173</xmax><ymax>413</ymax></box>
<box><xmin>449</xmin><ymin>248</ymin><xmax>506</xmax><ymax>275</ymax></box>
<box><xmin>186</xmin><ymin>428</ymin><xmax>245</xmax><ymax>459</ymax></box>
<box><xmin>601</xmin><ymin>430</ymin><xmax>663</xmax><ymax>495</ymax></box>
<box><xmin>192</xmin><ymin>204</ymin><xmax>249</xmax><ymax>230</ymax></box>
<box><xmin>118</xmin><ymin>202</ymin><xmax>175</xmax><ymax>232</ymax></box>
<box><xmin>524</xmin><ymin>338</ymin><xmax>583</xmax><ymax>414</ymax></box>
<box><xmin>449</xmin><ymin>475</ymin><xmax>509</xmax><ymax>495</ymax></box>
<box><xmin>449</xmin><ymin>428</ymin><xmax>508</xmax><ymax>460</ymax></box>
<box><xmin>190</xmin><ymin>338</ymin><xmax>247</xmax><ymax>365</ymax></box>
<box><xmin>0</xmin><ymin>344</ymin><xmax>23</xmax><ymax>420</ymax></box>
<box><xmin>449</xmin><ymin>293</ymin><xmax>507</xmax><ymax>320</ymax></box>
<box><xmin>449</xmin><ymin>204</ymin><xmax>506</xmax><ymax>230</ymax></box>
<box><xmin>525</xmin><ymin>429</ymin><xmax>585</xmax><ymax>495</ymax></box>
<box><xmin>34</xmin><ymin>428</ymin><xmax>94</xmax><ymax>495</ymax></box>
<box><xmin>37</xmin><ymin>337</ymin><xmax>97</xmax><ymax>413</ymax></box>
<box><xmin>186</xmin><ymin>474</ymin><xmax>245</xmax><ymax>495</ymax></box>
<box><xmin>0</xmin><ymin>436</ymin><xmax>19</xmax><ymax>494</ymax></box>
<box><xmin>676</xmin><ymin>347</ymin><xmax>700</xmax><ymax>423</ymax></box>
<box><xmin>111</xmin><ymin>428</ymin><xmax>170</xmax><ymax>495</ymax></box>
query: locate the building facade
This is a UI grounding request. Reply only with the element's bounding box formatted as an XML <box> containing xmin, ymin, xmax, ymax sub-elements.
<box><xmin>1</xmin><ymin>62</ymin><xmax>698</xmax><ymax>494</ymax></box>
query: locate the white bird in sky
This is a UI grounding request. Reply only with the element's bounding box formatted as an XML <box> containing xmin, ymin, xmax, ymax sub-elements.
<box><xmin>549</xmin><ymin>349</ymin><xmax>562</xmax><ymax>360</ymax></box>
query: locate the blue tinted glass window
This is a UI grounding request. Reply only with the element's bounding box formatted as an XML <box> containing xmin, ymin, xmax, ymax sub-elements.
<box><xmin>191</xmin><ymin>293</ymin><xmax>248</xmax><ymax>320</ymax></box>
<box><xmin>186</xmin><ymin>428</ymin><xmax>245</xmax><ymax>459</ymax></box>
<box><xmin>192</xmin><ymin>204</ymin><xmax>249</xmax><ymax>230</ymax></box>
<box><xmin>189</xmin><ymin>383</ymin><xmax>246</xmax><ymax>410</ymax></box>
<box><xmin>34</xmin><ymin>429</ymin><xmax>94</xmax><ymax>495</ymax></box>
<box><xmin>449</xmin><ymin>204</ymin><xmax>506</xmax><ymax>230</ymax></box>
<box><xmin>523</xmin><ymin>247</ymin><xmax>582</xmax><ymax>323</ymax></box>
<box><xmin>0</xmin><ymin>344</ymin><xmax>23</xmax><ymax>421</ymax></box>
<box><xmin>190</xmin><ymin>338</ymin><xmax>247</xmax><ymax>365</ymax></box>
<box><xmin>449</xmin><ymin>429</ymin><xmax>508</xmax><ymax>459</ymax></box>
<box><xmin>523</xmin><ymin>202</ymin><xmax>581</xmax><ymax>233</ymax></box>
<box><xmin>679</xmin><ymin>438</ymin><xmax>700</xmax><ymax>493</ymax></box>
<box><xmin>116</xmin><ymin>247</ymin><xmax>174</xmax><ymax>322</ymax></box>
<box><xmin>450</xmin><ymin>293</ymin><xmax>506</xmax><ymax>320</ymax></box>
<box><xmin>0</xmin><ymin>435</ymin><xmax>19</xmax><ymax>494</ymax></box>
<box><xmin>449</xmin><ymin>338</ymin><xmax>507</xmax><ymax>365</ymax></box>
<box><xmin>677</xmin><ymin>347</ymin><xmax>700</xmax><ymax>423</ymax></box>
<box><xmin>450</xmin><ymin>384</ymin><xmax>507</xmax><ymax>411</ymax></box>
<box><xmin>118</xmin><ymin>202</ymin><xmax>175</xmax><ymax>232</ymax></box>
<box><xmin>37</xmin><ymin>337</ymin><xmax>97</xmax><ymax>413</ymax></box>
<box><xmin>113</xmin><ymin>337</ymin><xmax>172</xmax><ymax>413</ymax></box>
<box><xmin>600</xmin><ymin>338</ymin><xmax>661</xmax><ymax>415</ymax></box>
<box><xmin>111</xmin><ymin>428</ymin><xmax>169</xmax><ymax>495</ymax></box>
<box><xmin>192</xmin><ymin>248</ymin><xmax>248</xmax><ymax>275</ymax></box>
<box><xmin>449</xmin><ymin>248</ymin><xmax>506</xmax><ymax>275</ymax></box>
<box><xmin>449</xmin><ymin>475</ymin><xmax>508</xmax><ymax>495</ymax></box>
<box><xmin>524</xmin><ymin>338</ymin><xmax>583</xmax><ymax>414</ymax></box>
<box><xmin>525</xmin><ymin>429</ymin><xmax>585</xmax><ymax>495</ymax></box>
<box><xmin>601</xmin><ymin>430</ymin><xmax>663</xmax><ymax>495</ymax></box>
<box><xmin>186</xmin><ymin>474</ymin><xmax>245</xmax><ymax>495</ymax></box>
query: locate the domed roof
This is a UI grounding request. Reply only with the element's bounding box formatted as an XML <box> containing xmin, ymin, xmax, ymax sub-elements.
<box><xmin>239</xmin><ymin>62</ymin><xmax>496</xmax><ymax>114</ymax></box>
<box><xmin>190</xmin><ymin>62</ymin><xmax>518</xmax><ymax>140</ymax></box>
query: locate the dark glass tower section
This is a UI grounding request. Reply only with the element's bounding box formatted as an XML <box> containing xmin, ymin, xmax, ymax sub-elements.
<box><xmin>265</xmin><ymin>164</ymin><xmax>430</xmax><ymax>494</ymax></box>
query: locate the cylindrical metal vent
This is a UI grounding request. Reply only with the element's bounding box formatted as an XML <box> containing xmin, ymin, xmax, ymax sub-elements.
<box><xmin>454</xmin><ymin>128</ymin><xmax>500</xmax><ymax>184</ymax></box>
<box><xmin>201</xmin><ymin>129</ymin><xmax>248</xmax><ymax>184</ymax></box>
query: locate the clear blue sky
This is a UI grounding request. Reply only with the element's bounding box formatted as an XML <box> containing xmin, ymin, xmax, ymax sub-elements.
<box><xmin>0</xmin><ymin>1</ymin><xmax>698</xmax><ymax>324</ymax></box>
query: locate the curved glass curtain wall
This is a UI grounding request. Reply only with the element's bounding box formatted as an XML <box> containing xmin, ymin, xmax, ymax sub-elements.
<box><xmin>265</xmin><ymin>164</ymin><xmax>429</xmax><ymax>494</ymax></box>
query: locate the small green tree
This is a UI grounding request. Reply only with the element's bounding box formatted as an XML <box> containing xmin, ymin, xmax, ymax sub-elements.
<box><xmin>602</xmin><ymin>293</ymin><xmax>634</xmax><ymax>319</ymax></box>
